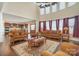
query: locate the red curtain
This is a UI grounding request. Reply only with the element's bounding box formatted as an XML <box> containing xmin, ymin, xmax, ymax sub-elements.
<box><xmin>39</xmin><ymin>21</ymin><xmax>41</xmax><ymax>32</ymax></box>
<box><xmin>49</xmin><ymin>20</ymin><xmax>52</xmax><ymax>30</ymax></box>
<box><xmin>73</xmin><ymin>16</ymin><xmax>79</xmax><ymax>37</ymax></box>
<box><xmin>43</xmin><ymin>21</ymin><xmax>46</xmax><ymax>31</ymax></box>
<box><xmin>56</xmin><ymin>19</ymin><xmax>59</xmax><ymax>30</ymax></box>
<box><xmin>63</xmin><ymin>18</ymin><xmax>69</xmax><ymax>34</ymax></box>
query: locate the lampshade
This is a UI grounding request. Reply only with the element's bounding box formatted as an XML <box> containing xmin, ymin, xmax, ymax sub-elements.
<box><xmin>64</xmin><ymin>27</ymin><xmax>68</xmax><ymax>30</ymax></box>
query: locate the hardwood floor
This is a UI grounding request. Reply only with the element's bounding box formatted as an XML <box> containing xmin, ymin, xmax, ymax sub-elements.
<box><xmin>0</xmin><ymin>42</ymin><xmax>2</xmax><ymax>55</ymax></box>
<box><xmin>0</xmin><ymin>37</ymin><xmax>26</xmax><ymax>56</ymax></box>
<box><xmin>0</xmin><ymin>37</ymin><xmax>17</xmax><ymax>56</ymax></box>
<box><xmin>0</xmin><ymin>36</ymin><xmax>78</xmax><ymax>56</ymax></box>
<box><xmin>0</xmin><ymin>43</ymin><xmax>17</xmax><ymax>56</ymax></box>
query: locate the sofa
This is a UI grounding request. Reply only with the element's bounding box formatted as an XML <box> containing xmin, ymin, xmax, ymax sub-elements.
<box><xmin>8</xmin><ymin>30</ymin><xmax>28</xmax><ymax>45</ymax></box>
<box><xmin>40</xmin><ymin>30</ymin><xmax>61</xmax><ymax>40</ymax></box>
<box><xmin>40</xmin><ymin>50</ymin><xmax>53</xmax><ymax>56</ymax></box>
<box><xmin>60</xmin><ymin>42</ymin><xmax>79</xmax><ymax>56</ymax></box>
<box><xmin>40</xmin><ymin>50</ymin><xmax>69</xmax><ymax>56</ymax></box>
<box><xmin>40</xmin><ymin>42</ymin><xmax>79</xmax><ymax>56</ymax></box>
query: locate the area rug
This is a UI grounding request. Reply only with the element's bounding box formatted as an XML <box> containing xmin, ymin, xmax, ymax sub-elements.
<box><xmin>12</xmin><ymin>40</ymin><xmax>59</xmax><ymax>56</ymax></box>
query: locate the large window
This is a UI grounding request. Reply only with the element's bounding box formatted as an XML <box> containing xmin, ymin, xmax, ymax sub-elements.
<box><xmin>46</xmin><ymin>6</ymin><xmax>50</xmax><ymax>14</ymax></box>
<box><xmin>31</xmin><ymin>24</ymin><xmax>35</xmax><ymax>30</ymax></box>
<box><xmin>68</xmin><ymin>2</ymin><xmax>77</xmax><ymax>7</ymax></box>
<box><xmin>52</xmin><ymin>4</ymin><xmax>57</xmax><ymax>12</ymax></box>
<box><xmin>40</xmin><ymin>8</ymin><xmax>45</xmax><ymax>15</ymax></box>
<box><xmin>59</xmin><ymin>20</ymin><xmax>63</xmax><ymax>31</ymax></box>
<box><xmin>59</xmin><ymin>2</ymin><xmax>66</xmax><ymax>10</ymax></box>
<box><xmin>46</xmin><ymin>21</ymin><xmax>50</xmax><ymax>30</ymax></box>
<box><xmin>41</xmin><ymin>22</ymin><xmax>44</xmax><ymax>31</ymax></box>
<box><xmin>69</xmin><ymin>18</ymin><xmax>75</xmax><ymax>36</ymax></box>
<box><xmin>52</xmin><ymin>21</ymin><xmax>56</xmax><ymax>30</ymax></box>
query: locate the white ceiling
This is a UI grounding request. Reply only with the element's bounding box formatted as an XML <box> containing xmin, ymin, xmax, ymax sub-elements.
<box><xmin>3</xmin><ymin>2</ymin><xmax>39</xmax><ymax>19</ymax></box>
<box><xmin>0</xmin><ymin>2</ymin><xmax>40</xmax><ymax>23</ymax></box>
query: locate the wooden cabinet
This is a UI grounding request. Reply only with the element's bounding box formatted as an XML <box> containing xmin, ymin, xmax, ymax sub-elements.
<box><xmin>5</xmin><ymin>23</ymin><xmax>11</xmax><ymax>35</ymax></box>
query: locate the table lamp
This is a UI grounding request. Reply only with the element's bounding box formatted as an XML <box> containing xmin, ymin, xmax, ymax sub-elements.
<box><xmin>64</xmin><ymin>27</ymin><xmax>68</xmax><ymax>34</ymax></box>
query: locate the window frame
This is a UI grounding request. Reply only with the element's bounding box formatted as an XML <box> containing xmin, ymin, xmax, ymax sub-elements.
<box><xmin>59</xmin><ymin>2</ymin><xmax>66</xmax><ymax>10</ymax></box>
<box><xmin>52</xmin><ymin>20</ymin><xmax>56</xmax><ymax>30</ymax></box>
<box><xmin>46</xmin><ymin>21</ymin><xmax>50</xmax><ymax>30</ymax></box>
<box><xmin>45</xmin><ymin>6</ymin><xmax>50</xmax><ymax>14</ymax></box>
<box><xmin>67</xmin><ymin>2</ymin><xmax>77</xmax><ymax>7</ymax></box>
<box><xmin>41</xmin><ymin>22</ymin><xmax>44</xmax><ymax>31</ymax></box>
<box><xmin>52</xmin><ymin>3</ymin><xmax>57</xmax><ymax>12</ymax></box>
<box><xmin>40</xmin><ymin>8</ymin><xmax>45</xmax><ymax>15</ymax></box>
<box><xmin>30</xmin><ymin>24</ymin><xmax>36</xmax><ymax>30</ymax></box>
<box><xmin>68</xmin><ymin>17</ymin><xmax>75</xmax><ymax>36</ymax></box>
<box><xmin>59</xmin><ymin>19</ymin><xmax>63</xmax><ymax>31</ymax></box>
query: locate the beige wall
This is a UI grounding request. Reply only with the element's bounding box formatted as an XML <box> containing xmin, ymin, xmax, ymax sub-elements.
<box><xmin>0</xmin><ymin>2</ymin><xmax>3</xmax><ymax>12</ymax></box>
<box><xmin>3</xmin><ymin>13</ymin><xmax>35</xmax><ymax>23</ymax></box>
<box><xmin>39</xmin><ymin>3</ymin><xmax>79</xmax><ymax>21</ymax></box>
<box><xmin>3</xmin><ymin>2</ymin><xmax>39</xmax><ymax>20</ymax></box>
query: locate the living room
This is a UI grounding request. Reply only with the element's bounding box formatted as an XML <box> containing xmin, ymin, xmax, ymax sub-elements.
<box><xmin>0</xmin><ymin>2</ymin><xmax>79</xmax><ymax>56</ymax></box>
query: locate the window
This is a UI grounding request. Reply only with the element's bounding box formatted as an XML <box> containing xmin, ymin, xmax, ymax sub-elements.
<box><xmin>68</xmin><ymin>2</ymin><xmax>77</xmax><ymax>7</ymax></box>
<box><xmin>46</xmin><ymin>6</ymin><xmax>50</xmax><ymax>14</ymax></box>
<box><xmin>52</xmin><ymin>4</ymin><xmax>57</xmax><ymax>12</ymax></box>
<box><xmin>31</xmin><ymin>25</ymin><xmax>35</xmax><ymax>30</ymax></box>
<box><xmin>69</xmin><ymin>18</ymin><xmax>75</xmax><ymax>36</ymax></box>
<box><xmin>40</xmin><ymin>8</ymin><xmax>45</xmax><ymax>15</ymax></box>
<box><xmin>52</xmin><ymin>21</ymin><xmax>56</xmax><ymax>30</ymax></box>
<box><xmin>41</xmin><ymin>22</ymin><xmax>43</xmax><ymax>31</ymax></box>
<box><xmin>59</xmin><ymin>2</ymin><xmax>66</xmax><ymax>10</ymax></box>
<box><xmin>46</xmin><ymin>21</ymin><xmax>50</xmax><ymax>30</ymax></box>
<box><xmin>59</xmin><ymin>20</ymin><xmax>63</xmax><ymax>31</ymax></box>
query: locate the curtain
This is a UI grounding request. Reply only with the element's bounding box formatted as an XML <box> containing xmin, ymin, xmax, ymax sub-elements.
<box><xmin>63</xmin><ymin>18</ymin><xmax>69</xmax><ymax>34</ymax></box>
<box><xmin>49</xmin><ymin>20</ymin><xmax>52</xmax><ymax>30</ymax></box>
<box><xmin>56</xmin><ymin>19</ymin><xmax>59</xmax><ymax>30</ymax></box>
<box><xmin>43</xmin><ymin>21</ymin><xmax>46</xmax><ymax>31</ymax></box>
<box><xmin>39</xmin><ymin>21</ymin><xmax>41</xmax><ymax>32</ymax></box>
<box><xmin>73</xmin><ymin>16</ymin><xmax>79</xmax><ymax>37</ymax></box>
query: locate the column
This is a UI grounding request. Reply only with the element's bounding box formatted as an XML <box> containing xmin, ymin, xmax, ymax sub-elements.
<box><xmin>28</xmin><ymin>24</ymin><xmax>31</xmax><ymax>39</ymax></box>
<box><xmin>36</xmin><ymin>20</ymin><xmax>39</xmax><ymax>32</ymax></box>
<box><xmin>0</xmin><ymin>12</ymin><xmax>4</xmax><ymax>42</ymax></box>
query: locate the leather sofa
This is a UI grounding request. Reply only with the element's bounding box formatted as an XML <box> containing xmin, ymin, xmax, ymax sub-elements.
<box><xmin>60</xmin><ymin>42</ymin><xmax>79</xmax><ymax>56</ymax></box>
<box><xmin>40</xmin><ymin>42</ymin><xmax>79</xmax><ymax>56</ymax></box>
<box><xmin>40</xmin><ymin>30</ymin><xmax>61</xmax><ymax>40</ymax></box>
<box><xmin>40</xmin><ymin>50</ymin><xmax>53</xmax><ymax>56</ymax></box>
<box><xmin>40</xmin><ymin>50</ymin><xmax>69</xmax><ymax>56</ymax></box>
<box><xmin>8</xmin><ymin>30</ymin><xmax>28</xmax><ymax>45</ymax></box>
